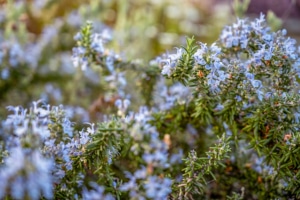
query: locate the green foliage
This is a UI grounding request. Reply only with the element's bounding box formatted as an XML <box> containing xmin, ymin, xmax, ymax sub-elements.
<box><xmin>171</xmin><ymin>37</ymin><xmax>198</xmax><ymax>85</ymax></box>
<box><xmin>232</xmin><ymin>0</ymin><xmax>251</xmax><ymax>18</ymax></box>
<box><xmin>176</xmin><ymin>133</ymin><xmax>231</xmax><ymax>199</ymax></box>
<box><xmin>85</xmin><ymin>119</ymin><xmax>123</xmax><ymax>168</ymax></box>
<box><xmin>226</xmin><ymin>188</ymin><xmax>244</xmax><ymax>200</ymax></box>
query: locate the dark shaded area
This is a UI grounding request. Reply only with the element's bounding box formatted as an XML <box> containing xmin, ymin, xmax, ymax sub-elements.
<box><xmin>213</xmin><ymin>0</ymin><xmax>300</xmax><ymax>18</ymax></box>
<box><xmin>246</xmin><ymin>0</ymin><xmax>300</xmax><ymax>18</ymax></box>
<box><xmin>213</xmin><ymin>0</ymin><xmax>300</xmax><ymax>40</ymax></box>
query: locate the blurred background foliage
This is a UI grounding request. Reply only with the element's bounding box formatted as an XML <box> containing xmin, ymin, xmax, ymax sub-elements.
<box><xmin>0</xmin><ymin>0</ymin><xmax>299</xmax><ymax>122</ymax></box>
<box><xmin>0</xmin><ymin>0</ymin><xmax>232</xmax><ymax>121</ymax></box>
<box><xmin>12</xmin><ymin>0</ymin><xmax>234</xmax><ymax>59</ymax></box>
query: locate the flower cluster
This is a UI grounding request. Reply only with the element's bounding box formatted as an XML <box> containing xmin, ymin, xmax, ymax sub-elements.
<box><xmin>0</xmin><ymin>147</ymin><xmax>53</xmax><ymax>200</ymax></box>
<box><xmin>161</xmin><ymin>13</ymin><xmax>300</xmax><ymax>111</ymax></box>
<box><xmin>82</xmin><ymin>182</ymin><xmax>115</xmax><ymax>200</ymax></box>
<box><xmin>153</xmin><ymin>78</ymin><xmax>191</xmax><ymax>110</ymax></box>
<box><xmin>159</xmin><ymin>48</ymin><xmax>183</xmax><ymax>77</ymax></box>
<box><xmin>71</xmin><ymin>21</ymin><xmax>119</xmax><ymax>72</ymax></box>
<box><xmin>0</xmin><ymin>101</ymin><xmax>54</xmax><ymax>199</ymax></box>
<box><xmin>156</xmin><ymin>13</ymin><xmax>300</xmax><ymax>199</ymax></box>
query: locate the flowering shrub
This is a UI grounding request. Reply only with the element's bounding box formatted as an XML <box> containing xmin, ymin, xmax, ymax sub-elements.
<box><xmin>1</xmin><ymin>1</ymin><xmax>300</xmax><ymax>199</ymax></box>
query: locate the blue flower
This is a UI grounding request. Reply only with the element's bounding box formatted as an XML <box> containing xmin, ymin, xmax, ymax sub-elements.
<box><xmin>160</xmin><ymin>48</ymin><xmax>183</xmax><ymax>76</ymax></box>
<box><xmin>134</xmin><ymin>167</ymin><xmax>147</xmax><ymax>179</ymax></box>
<box><xmin>232</xmin><ymin>36</ymin><xmax>239</xmax><ymax>46</ymax></box>
<box><xmin>218</xmin><ymin>70</ymin><xmax>228</xmax><ymax>81</ymax></box>
<box><xmin>115</xmin><ymin>99</ymin><xmax>131</xmax><ymax>110</ymax></box>
<box><xmin>196</xmin><ymin>57</ymin><xmax>207</xmax><ymax>65</ymax></box>
<box><xmin>82</xmin><ymin>182</ymin><xmax>115</xmax><ymax>200</ymax></box>
<box><xmin>214</xmin><ymin>104</ymin><xmax>224</xmax><ymax>111</ymax></box>
<box><xmin>245</xmin><ymin>72</ymin><xmax>254</xmax><ymax>80</ymax></box>
<box><xmin>207</xmin><ymin>78</ymin><xmax>221</xmax><ymax>93</ymax></box>
<box><xmin>281</xmin><ymin>29</ymin><xmax>287</xmax><ymax>36</ymax></box>
<box><xmin>142</xmin><ymin>150</ymin><xmax>168</xmax><ymax>166</ymax></box>
<box><xmin>251</xmin><ymin>80</ymin><xmax>262</xmax><ymax>88</ymax></box>
<box><xmin>0</xmin><ymin>148</ymin><xmax>53</xmax><ymax>200</ymax></box>
<box><xmin>91</xmin><ymin>33</ymin><xmax>105</xmax><ymax>53</ymax></box>
<box><xmin>106</xmin><ymin>55</ymin><xmax>115</xmax><ymax>72</ymax></box>
<box><xmin>262</xmin><ymin>34</ymin><xmax>273</xmax><ymax>42</ymax></box>
<box><xmin>264</xmin><ymin>48</ymin><xmax>273</xmax><ymax>60</ymax></box>
<box><xmin>119</xmin><ymin>172</ymin><xmax>138</xmax><ymax>192</ymax></box>
<box><xmin>170</xmin><ymin>149</ymin><xmax>183</xmax><ymax>164</ymax></box>
<box><xmin>73</xmin><ymin>32</ymin><xmax>82</xmax><ymax>41</ymax></box>
<box><xmin>1</xmin><ymin>68</ymin><xmax>9</xmax><ymax>80</ymax></box>
<box><xmin>235</xmin><ymin>95</ymin><xmax>242</xmax><ymax>102</ymax></box>
<box><xmin>71</xmin><ymin>47</ymin><xmax>89</xmax><ymax>70</ymax></box>
<box><xmin>79</xmin><ymin>130</ymin><xmax>90</xmax><ymax>145</ymax></box>
<box><xmin>9</xmin><ymin>43</ymin><xmax>23</xmax><ymax>66</ymax></box>
<box><xmin>144</xmin><ymin>176</ymin><xmax>172</xmax><ymax>199</ymax></box>
<box><xmin>240</xmin><ymin>35</ymin><xmax>248</xmax><ymax>49</ymax></box>
<box><xmin>194</xmin><ymin>43</ymin><xmax>208</xmax><ymax>64</ymax></box>
<box><xmin>62</xmin><ymin>117</ymin><xmax>73</xmax><ymax>137</ymax></box>
<box><xmin>0</xmin><ymin>50</ymin><xmax>4</xmax><ymax>64</ymax></box>
<box><xmin>251</xmin><ymin>13</ymin><xmax>266</xmax><ymax>33</ymax></box>
<box><xmin>282</xmin><ymin>38</ymin><xmax>298</xmax><ymax>60</ymax></box>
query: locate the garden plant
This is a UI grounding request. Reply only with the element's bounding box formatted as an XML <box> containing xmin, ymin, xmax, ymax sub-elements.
<box><xmin>0</xmin><ymin>1</ymin><xmax>300</xmax><ymax>200</ymax></box>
